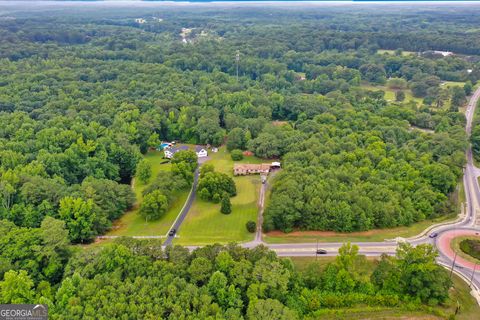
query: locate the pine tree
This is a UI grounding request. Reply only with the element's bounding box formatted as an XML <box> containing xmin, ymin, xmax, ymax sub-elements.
<box><xmin>220</xmin><ymin>194</ymin><xmax>232</xmax><ymax>214</ymax></box>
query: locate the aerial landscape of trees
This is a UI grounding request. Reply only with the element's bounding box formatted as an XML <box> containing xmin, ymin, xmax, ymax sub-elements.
<box><xmin>0</xmin><ymin>3</ymin><xmax>479</xmax><ymax>316</ymax></box>
<box><xmin>0</xmin><ymin>231</ymin><xmax>454</xmax><ymax>318</ymax></box>
<box><xmin>0</xmin><ymin>4</ymin><xmax>476</xmax><ymax>236</ymax></box>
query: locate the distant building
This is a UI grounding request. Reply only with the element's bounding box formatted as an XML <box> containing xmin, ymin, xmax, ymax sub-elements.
<box><xmin>135</xmin><ymin>18</ymin><xmax>146</xmax><ymax>24</ymax></box>
<box><xmin>271</xmin><ymin>162</ymin><xmax>281</xmax><ymax>169</ymax></box>
<box><xmin>423</xmin><ymin>50</ymin><xmax>453</xmax><ymax>57</ymax></box>
<box><xmin>195</xmin><ymin>146</ymin><xmax>208</xmax><ymax>158</ymax></box>
<box><xmin>164</xmin><ymin>146</ymin><xmax>189</xmax><ymax>159</ymax></box>
<box><xmin>433</xmin><ymin>50</ymin><xmax>453</xmax><ymax>57</ymax></box>
<box><xmin>234</xmin><ymin>163</ymin><xmax>272</xmax><ymax>176</ymax></box>
<box><xmin>234</xmin><ymin>162</ymin><xmax>281</xmax><ymax>175</ymax></box>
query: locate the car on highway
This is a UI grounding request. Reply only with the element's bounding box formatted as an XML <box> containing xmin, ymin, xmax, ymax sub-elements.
<box><xmin>169</xmin><ymin>228</ymin><xmax>176</xmax><ymax>237</ymax></box>
<box><xmin>316</xmin><ymin>249</ymin><xmax>327</xmax><ymax>254</ymax></box>
<box><xmin>429</xmin><ymin>232</ymin><xmax>438</xmax><ymax>238</ymax></box>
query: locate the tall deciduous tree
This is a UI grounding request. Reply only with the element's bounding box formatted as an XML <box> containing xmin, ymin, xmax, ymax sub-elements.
<box><xmin>58</xmin><ymin>197</ymin><xmax>98</xmax><ymax>243</ymax></box>
<box><xmin>136</xmin><ymin>159</ymin><xmax>152</xmax><ymax>184</ymax></box>
<box><xmin>139</xmin><ymin>190</ymin><xmax>168</xmax><ymax>222</ymax></box>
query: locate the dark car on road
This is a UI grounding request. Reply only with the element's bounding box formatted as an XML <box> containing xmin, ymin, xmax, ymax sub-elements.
<box><xmin>316</xmin><ymin>249</ymin><xmax>327</xmax><ymax>254</ymax></box>
<box><xmin>169</xmin><ymin>229</ymin><xmax>176</xmax><ymax>237</ymax></box>
<box><xmin>429</xmin><ymin>232</ymin><xmax>438</xmax><ymax>238</ymax></box>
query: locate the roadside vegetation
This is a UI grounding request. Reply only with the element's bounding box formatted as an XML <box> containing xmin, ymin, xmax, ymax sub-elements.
<box><xmin>451</xmin><ymin>236</ymin><xmax>480</xmax><ymax>264</ymax></box>
<box><xmin>459</xmin><ymin>238</ymin><xmax>480</xmax><ymax>260</ymax></box>
<box><xmin>0</xmin><ymin>229</ymin><xmax>461</xmax><ymax>319</ymax></box>
<box><xmin>289</xmin><ymin>256</ymin><xmax>480</xmax><ymax>320</ymax></box>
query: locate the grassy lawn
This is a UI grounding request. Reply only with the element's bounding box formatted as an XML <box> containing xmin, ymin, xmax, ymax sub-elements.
<box><xmin>175</xmin><ymin>146</ymin><xmax>265</xmax><ymax>245</ymax></box>
<box><xmin>264</xmin><ymin>213</ymin><xmax>457</xmax><ymax>244</ymax></box>
<box><xmin>360</xmin><ymin>84</ymin><xmax>423</xmax><ymax>104</ymax></box>
<box><xmin>288</xmin><ymin>256</ymin><xmax>480</xmax><ymax>320</ymax></box>
<box><xmin>441</xmin><ymin>81</ymin><xmax>465</xmax><ymax>89</ymax></box>
<box><xmin>106</xmin><ymin>150</ymin><xmax>190</xmax><ymax>237</ymax></box>
<box><xmin>377</xmin><ymin>49</ymin><xmax>415</xmax><ymax>56</ymax></box>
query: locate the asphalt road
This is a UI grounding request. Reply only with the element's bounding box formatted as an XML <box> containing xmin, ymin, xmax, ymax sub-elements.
<box><xmin>163</xmin><ymin>166</ymin><xmax>199</xmax><ymax>246</ymax></box>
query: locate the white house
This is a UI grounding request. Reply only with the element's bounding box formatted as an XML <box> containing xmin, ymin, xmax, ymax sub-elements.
<box><xmin>195</xmin><ymin>146</ymin><xmax>208</xmax><ymax>158</ymax></box>
<box><xmin>135</xmin><ymin>18</ymin><xmax>146</xmax><ymax>24</ymax></box>
<box><xmin>164</xmin><ymin>146</ymin><xmax>189</xmax><ymax>159</ymax></box>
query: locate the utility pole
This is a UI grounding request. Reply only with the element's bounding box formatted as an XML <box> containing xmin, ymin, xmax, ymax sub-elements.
<box><xmin>235</xmin><ymin>50</ymin><xmax>240</xmax><ymax>81</ymax></box>
<box><xmin>450</xmin><ymin>252</ymin><xmax>458</xmax><ymax>279</ymax></box>
<box><xmin>469</xmin><ymin>263</ymin><xmax>477</xmax><ymax>287</ymax></box>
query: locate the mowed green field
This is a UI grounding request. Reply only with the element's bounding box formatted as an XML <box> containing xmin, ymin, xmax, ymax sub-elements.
<box><xmin>377</xmin><ymin>49</ymin><xmax>416</xmax><ymax>56</ymax></box>
<box><xmin>360</xmin><ymin>84</ymin><xmax>423</xmax><ymax>104</ymax></box>
<box><xmin>175</xmin><ymin>147</ymin><xmax>264</xmax><ymax>245</ymax></box>
<box><xmin>107</xmin><ymin>150</ymin><xmax>190</xmax><ymax>237</ymax></box>
<box><xmin>441</xmin><ymin>81</ymin><xmax>466</xmax><ymax>89</ymax></box>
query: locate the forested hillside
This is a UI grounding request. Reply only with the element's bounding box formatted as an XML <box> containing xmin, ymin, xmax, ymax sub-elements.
<box><xmin>0</xmin><ymin>4</ymin><xmax>476</xmax><ymax>236</ymax></box>
<box><xmin>0</xmin><ymin>3</ymin><xmax>479</xmax><ymax>318</ymax></box>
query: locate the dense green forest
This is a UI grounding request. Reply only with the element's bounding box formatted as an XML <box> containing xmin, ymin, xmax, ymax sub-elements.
<box><xmin>0</xmin><ymin>3</ymin><xmax>479</xmax><ymax>317</ymax></box>
<box><xmin>0</xmin><ymin>4</ymin><xmax>476</xmax><ymax>236</ymax></box>
<box><xmin>0</xmin><ymin>223</ymin><xmax>453</xmax><ymax>319</ymax></box>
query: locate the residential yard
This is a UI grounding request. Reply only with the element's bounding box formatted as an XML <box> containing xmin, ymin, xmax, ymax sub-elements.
<box><xmin>106</xmin><ymin>150</ymin><xmax>190</xmax><ymax>237</ymax></box>
<box><xmin>175</xmin><ymin>146</ymin><xmax>265</xmax><ymax>245</ymax></box>
<box><xmin>288</xmin><ymin>256</ymin><xmax>480</xmax><ymax>320</ymax></box>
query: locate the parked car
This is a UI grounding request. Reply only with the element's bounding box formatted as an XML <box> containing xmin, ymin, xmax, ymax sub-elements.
<box><xmin>316</xmin><ymin>249</ymin><xmax>327</xmax><ymax>254</ymax></box>
<box><xmin>169</xmin><ymin>229</ymin><xmax>176</xmax><ymax>237</ymax></box>
<box><xmin>429</xmin><ymin>232</ymin><xmax>438</xmax><ymax>238</ymax></box>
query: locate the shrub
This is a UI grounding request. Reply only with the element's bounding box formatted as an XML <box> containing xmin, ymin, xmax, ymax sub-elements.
<box><xmin>246</xmin><ymin>221</ymin><xmax>256</xmax><ymax>233</ymax></box>
<box><xmin>220</xmin><ymin>194</ymin><xmax>232</xmax><ymax>214</ymax></box>
<box><xmin>459</xmin><ymin>239</ymin><xmax>480</xmax><ymax>260</ymax></box>
<box><xmin>231</xmin><ymin>149</ymin><xmax>244</xmax><ymax>161</ymax></box>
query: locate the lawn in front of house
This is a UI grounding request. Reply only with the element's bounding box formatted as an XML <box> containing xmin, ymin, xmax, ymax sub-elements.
<box><xmin>106</xmin><ymin>149</ymin><xmax>191</xmax><ymax>237</ymax></box>
<box><xmin>175</xmin><ymin>146</ymin><xmax>265</xmax><ymax>245</ymax></box>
